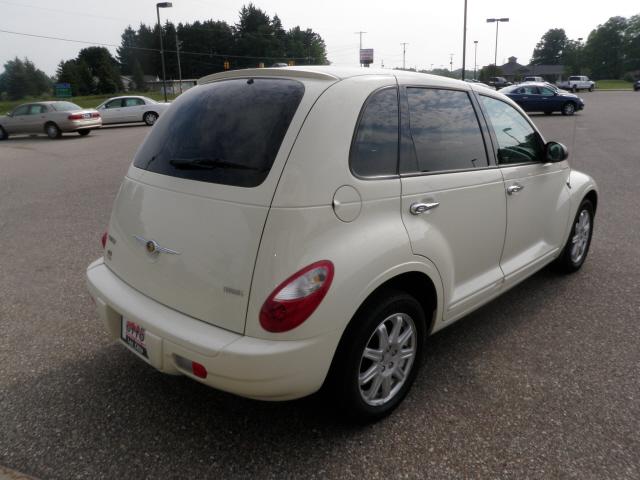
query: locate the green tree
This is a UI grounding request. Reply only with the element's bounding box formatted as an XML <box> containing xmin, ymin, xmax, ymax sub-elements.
<box><xmin>583</xmin><ymin>16</ymin><xmax>628</xmax><ymax>79</ymax></box>
<box><xmin>77</xmin><ymin>46</ymin><xmax>123</xmax><ymax>92</ymax></box>
<box><xmin>623</xmin><ymin>14</ymin><xmax>640</xmax><ymax>73</ymax></box>
<box><xmin>479</xmin><ymin>65</ymin><xmax>503</xmax><ymax>81</ymax></box>
<box><xmin>131</xmin><ymin>59</ymin><xmax>147</xmax><ymax>91</ymax></box>
<box><xmin>117</xmin><ymin>26</ymin><xmax>138</xmax><ymax>75</ymax></box>
<box><xmin>56</xmin><ymin>59</ymin><xmax>94</xmax><ymax>96</ymax></box>
<box><xmin>1</xmin><ymin>57</ymin><xmax>51</xmax><ymax>100</ymax></box>
<box><xmin>531</xmin><ymin>28</ymin><xmax>568</xmax><ymax>65</ymax></box>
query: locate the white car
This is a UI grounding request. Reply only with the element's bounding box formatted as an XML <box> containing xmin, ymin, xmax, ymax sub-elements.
<box><xmin>96</xmin><ymin>96</ymin><xmax>170</xmax><ymax>126</ymax></box>
<box><xmin>87</xmin><ymin>67</ymin><xmax>598</xmax><ymax>421</ymax></box>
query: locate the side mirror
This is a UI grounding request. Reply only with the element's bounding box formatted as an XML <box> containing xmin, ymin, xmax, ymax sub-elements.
<box><xmin>545</xmin><ymin>141</ymin><xmax>569</xmax><ymax>162</ymax></box>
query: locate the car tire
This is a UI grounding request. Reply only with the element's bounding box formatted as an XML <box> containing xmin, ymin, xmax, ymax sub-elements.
<box><xmin>561</xmin><ymin>102</ymin><xmax>576</xmax><ymax>116</ymax></box>
<box><xmin>328</xmin><ymin>289</ymin><xmax>426</xmax><ymax>422</ymax></box>
<box><xmin>45</xmin><ymin>122</ymin><xmax>62</xmax><ymax>139</ymax></box>
<box><xmin>588</xmin><ymin>86</ymin><xmax>594</xmax><ymax>92</ymax></box>
<box><xmin>0</xmin><ymin>126</ymin><xmax>8</xmax><ymax>140</ymax></box>
<box><xmin>572</xmin><ymin>85</ymin><xmax>577</xmax><ymax>92</ymax></box>
<box><xmin>78</xmin><ymin>129</ymin><xmax>91</xmax><ymax>136</ymax></box>
<box><xmin>143</xmin><ymin>112</ymin><xmax>158</xmax><ymax>126</ymax></box>
<box><xmin>554</xmin><ymin>198</ymin><xmax>594</xmax><ymax>273</ymax></box>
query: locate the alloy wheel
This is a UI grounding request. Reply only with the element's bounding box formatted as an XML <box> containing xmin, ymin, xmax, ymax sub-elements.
<box><xmin>570</xmin><ymin>209</ymin><xmax>591</xmax><ymax>264</ymax></box>
<box><xmin>358</xmin><ymin>312</ymin><xmax>417</xmax><ymax>407</ymax></box>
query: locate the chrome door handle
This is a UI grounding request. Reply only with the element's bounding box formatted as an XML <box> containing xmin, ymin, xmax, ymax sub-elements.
<box><xmin>507</xmin><ymin>184</ymin><xmax>524</xmax><ymax>195</ymax></box>
<box><xmin>410</xmin><ymin>202</ymin><xmax>440</xmax><ymax>215</ymax></box>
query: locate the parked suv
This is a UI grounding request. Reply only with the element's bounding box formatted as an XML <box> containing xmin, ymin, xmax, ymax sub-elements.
<box><xmin>87</xmin><ymin>67</ymin><xmax>598</xmax><ymax>421</ymax></box>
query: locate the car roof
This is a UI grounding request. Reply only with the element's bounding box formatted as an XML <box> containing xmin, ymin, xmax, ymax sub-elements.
<box><xmin>199</xmin><ymin>66</ymin><xmax>473</xmax><ymax>90</ymax></box>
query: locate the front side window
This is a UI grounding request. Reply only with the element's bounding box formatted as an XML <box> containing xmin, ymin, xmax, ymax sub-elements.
<box><xmin>403</xmin><ymin>88</ymin><xmax>488</xmax><ymax>173</ymax></box>
<box><xmin>350</xmin><ymin>87</ymin><xmax>399</xmax><ymax>177</ymax></box>
<box><xmin>133</xmin><ymin>78</ymin><xmax>305</xmax><ymax>188</ymax></box>
<box><xmin>480</xmin><ymin>95</ymin><xmax>544</xmax><ymax>165</ymax></box>
<box><xmin>539</xmin><ymin>87</ymin><xmax>555</xmax><ymax>96</ymax></box>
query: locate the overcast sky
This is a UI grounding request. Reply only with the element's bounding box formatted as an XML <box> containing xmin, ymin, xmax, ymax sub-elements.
<box><xmin>1</xmin><ymin>0</ymin><xmax>638</xmax><ymax>76</ymax></box>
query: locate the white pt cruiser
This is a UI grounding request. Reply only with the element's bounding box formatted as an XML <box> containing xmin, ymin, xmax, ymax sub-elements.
<box><xmin>87</xmin><ymin>67</ymin><xmax>598</xmax><ymax>421</ymax></box>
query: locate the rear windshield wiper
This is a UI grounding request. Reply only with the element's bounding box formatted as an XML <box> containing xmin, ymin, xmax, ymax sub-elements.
<box><xmin>169</xmin><ymin>158</ymin><xmax>258</xmax><ymax>170</ymax></box>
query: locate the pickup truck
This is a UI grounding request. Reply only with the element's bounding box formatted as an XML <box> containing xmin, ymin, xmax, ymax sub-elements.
<box><xmin>556</xmin><ymin>76</ymin><xmax>595</xmax><ymax>92</ymax></box>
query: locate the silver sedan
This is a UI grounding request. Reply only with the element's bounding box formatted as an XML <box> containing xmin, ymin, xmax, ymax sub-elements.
<box><xmin>0</xmin><ymin>101</ymin><xmax>102</xmax><ymax>140</ymax></box>
<box><xmin>96</xmin><ymin>96</ymin><xmax>170</xmax><ymax>126</ymax></box>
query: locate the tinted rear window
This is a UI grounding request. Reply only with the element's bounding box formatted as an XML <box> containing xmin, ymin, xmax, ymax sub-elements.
<box><xmin>133</xmin><ymin>78</ymin><xmax>305</xmax><ymax>187</ymax></box>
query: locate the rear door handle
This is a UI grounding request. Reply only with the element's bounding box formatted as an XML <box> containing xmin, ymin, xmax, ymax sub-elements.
<box><xmin>507</xmin><ymin>183</ymin><xmax>524</xmax><ymax>195</ymax></box>
<box><xmin>410</xmin><ymin>202</ymin><xmax>440</xmax><ymax>215</ymax></box>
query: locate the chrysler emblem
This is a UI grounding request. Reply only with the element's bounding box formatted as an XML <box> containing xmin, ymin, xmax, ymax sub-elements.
<box><xmin>133</xmin><ymin>235</ymin><xmax>180</xmax><ymax>256</ymax></box>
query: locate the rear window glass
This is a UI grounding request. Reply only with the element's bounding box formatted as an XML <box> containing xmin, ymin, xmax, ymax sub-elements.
<box><xmin>133</xmin><ymin>78</ymin><xmax>305</xmax><ymax>188</ymax></box>
<box><xmin>51</xmin><ymin>102</ymin><xmax>82</xmax><ymax>111</ymax></box>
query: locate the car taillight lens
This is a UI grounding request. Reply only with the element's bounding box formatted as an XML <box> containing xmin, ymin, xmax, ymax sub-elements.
<box><xmin>68</xmin><ymin>113</ymin><xmax>84</xmax><ymax>120</ymax></box>
<box><xmin>260</xmin><ymin>261</ymin><xmax>334</xmax><ymax>333</ymax></box>
<box><xmin>101</xmin><ymin>231</ymin><xmax>108</xmax><ymax>249</ymax></box>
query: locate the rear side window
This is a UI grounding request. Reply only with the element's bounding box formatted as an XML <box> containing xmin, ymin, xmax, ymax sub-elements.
<box><xmin>134</xmin><ymin>78</ymin><xmax>304</xmax><ymax>188</ymax></box>
<box><xmin>350</xmin><ymin>87</ymin><xmax>399</xmax><ymax>177</ymax></box>
<box><xmin>404</xmin><ymin>88</ymin><xmax>488</xmax><ymax>173</ymax></box>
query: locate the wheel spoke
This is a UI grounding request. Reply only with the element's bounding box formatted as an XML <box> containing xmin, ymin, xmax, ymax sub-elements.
<box><xmin>389</xmin><ymin>315</ymin><xmax>403</xmax><ymax>344</ymax></box>
<box><xmin>399</xmin><ymin>348</ymin><xmax>414</xmax><ymax>361</ymax></box>
<box><xmin>363</xmin><ymin>347</ymin><xmax>383</xmax><ymax>362</ymax></box>
<box><xmin>366</xmin><ymin>373</ymin><xmax>383</xmax><ymax>401</ymax></box>
<box><xmin>397</xmin><ymin>326</ymin><xmax>413</xmax><ymax>348</ymax></box>
<box><xmin>376</xmin><ymin>323</ymin><xmax>390</xmax><ymax>350</ymax></box>
<box><xmin>392</xmin><ymin>366</ymin><xmax>406</xmax><ymax>382</ymax></box>
<box><xmin>381</xmin><ymin>376</ymin><xmax>392</xmax><ymax>398</ymax></box>
<box><xmin>359</xmin><ymin>365</ymin><xmax>379</xmax><ymax>386</ymax></box>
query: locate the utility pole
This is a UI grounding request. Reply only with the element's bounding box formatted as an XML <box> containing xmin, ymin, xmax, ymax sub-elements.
<box><xmin>175</xmin><ymin>30</ymin><xmax>183</xmax><ymax>93</ymax></box>
<box><xmin>473</xmin><ymin>40</ymin><xmax>478</xmax><ymax>79</ymax></box>
<box><xmin>401</xmin><ymin>42</ymin><xmax>408</xmax><ymax>70</ymax></box>
<box><xmin>449</xmin><ymin>53</ymin><xmax>454</xmax><ymax>72</ymax></box>
<box><xmin>354</xmin><ymin>31</ymin><xmax>367</xmax><ymax>66</ymax></box>
<box><xmin>462</xmin><ymin>0</ymin><xmax>468</xmax><ymax>80</ymax></box>
<box><xmin>155</xmin><ymin>2</ymin><xmax>173</xmax><ymax>102</ymax></box>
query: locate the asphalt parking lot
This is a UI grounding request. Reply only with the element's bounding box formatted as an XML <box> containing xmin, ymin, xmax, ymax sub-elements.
<box><xmin>1</xmin><ymin>91</ymin><xmax>639</xmax><ymax>479</ymax></box>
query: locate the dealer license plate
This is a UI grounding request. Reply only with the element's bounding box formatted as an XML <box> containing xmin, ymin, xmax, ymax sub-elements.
<box><xmin>121</xmin><ymin>318</ymin><xmax>148</xmax><ymax>358</ymax></box>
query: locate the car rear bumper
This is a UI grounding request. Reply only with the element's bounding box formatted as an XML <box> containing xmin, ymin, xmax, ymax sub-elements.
<box><xmin>86</xmin><ymin>258</ymin><xmax>339</xmax><ymax>401</ymax></box>
<box><xmin>62</xmin><ymin>119</ymin><xmax>102</xmax><ymax>131</ymax></box>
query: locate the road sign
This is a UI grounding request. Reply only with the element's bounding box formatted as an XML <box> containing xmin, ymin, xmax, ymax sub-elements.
<box><xmin>54</xmin><ymin>83</ymin><xmax>72</xmax><ymax>98</ymax></box>
<box><xmin>360</xmin><ymin>49</ymin><xmax>374</xmax><ymax>65</ymax></box>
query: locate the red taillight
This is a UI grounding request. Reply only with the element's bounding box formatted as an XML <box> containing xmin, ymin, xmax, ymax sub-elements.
<box><xmin>191</xmin><ymin>361</ymin><xmax>207</xmax><ymax>379</ymax></box>
<box><xmin>101</xmin><ymin>231</ymin><xmax>108</xmax><ymax>249</ymax></box>
<box><xmin>91</xmin><ymin>112</ymin><xmax>100</xmax><ymax>118</ymax></box>
<box><xmin>260</xmin><ymin>260</ymin><xmax>334</xmax><ymax>333</ymax></box>
<box><xmin>68</xmin><ymin>113</ymin><xmax>84</xmax><ymax>120</ymax></box>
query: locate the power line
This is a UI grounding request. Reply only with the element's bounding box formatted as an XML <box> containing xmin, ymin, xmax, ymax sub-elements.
<box><xmin>0</xmin><ymin>28</ymin><xmax>314</xmax><ymax>60</ymax></box>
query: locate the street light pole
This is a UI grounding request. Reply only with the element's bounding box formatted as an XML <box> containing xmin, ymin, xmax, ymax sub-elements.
<box><xmin>461</xmin><ymin>0</ymin><xmax>468</xmax><ymax>80</ymax></box>
<box><xmin>401</xmin><ymin>42</ymin><xmax>408</xmax><ymax>70</ymax></box>
<box><xmin>474</xmin><ymin>40</ymin><xmax>478</xmax><ymax>79</ymax></box>
<box><xmin>156</xmin><ymin>2</ymin><xmax>172</xmax><ymax>102</ymax></box>
<box><xmin>486</xmin><ymin>17</ymin><xmax>509</xmax><ymax>66</ymax></box>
